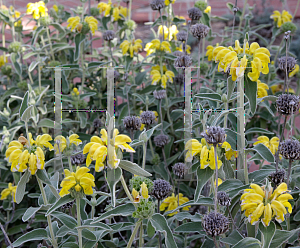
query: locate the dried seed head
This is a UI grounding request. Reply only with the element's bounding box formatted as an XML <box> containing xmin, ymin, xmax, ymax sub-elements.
<box><xmin>123</xmin><ymin>116</ymin><xmax>142</xmax><ymax>131</ymax></box>
<box><xmin>190</xmin><ymin>23</ymin><xmax>210</xmax><ymax>39</ymax></box>
<box><xmin>150</xmin><ymin>0</ymin><xmax>165</xmax><ymax>11</ymax></box>
<box><xmin>174</xmin><ymin>55</ymin><xmax>193</xmax><ymax>68</ymax></box>
<box><xmin>93</xmin><ymin>118</ymin><xmax>102</xmax><ymax>128</ymax></box>
<box><xmin>61</xmin><ymin>200</ymin><xmax>75</xmax><ymax>209</ymax></box>
<box><xmin>202</xmin><ymin>126</ymin><xmax>226</xmax><ymax>145</ymax></box>
<box><xmin>177</xmin><ymin>30</ymin><xmax>188</xmax><ymax>42</ymax></box>
<box><xmin>152</xmin><ymin>179</ymin><xmax>172</xmax><ymax>200</ymax></box>
<box><xmin>284</xmin><ymin>30</ymin><xmax>291</xmax><ymax>40</ymax></box>
<box><xmin>172</xmin><ymin>163</ymin><xmax>186</xmax><ymax>178</ymax></box>
<box><xmin>276</xmin><ymin>94</ymin><xmax>300</xmax><ymax>115</ymax></box>
<box><xmin>103</xmin><ymin>30</ymin><xmax>115</xmax><ymax>41</ymax></box>
<box><xmin>174</xmin><ymin>74</ymin><xmax>185</xmax><ymax>85</ymax></box>
<box><xmin>269</xmin><ymin>169</ymin><xmax>286</xmax><ymax>186</ymax></box>
<box><xmin>173</xmin><ymin>50</ymin><xmax>184</xmax><ymax>57</ymax></box>
<box><xmin>188</xmin><ymin>7</ymin><xmax>202</xmax><ymax>21</ymax></box>
<box><xmin>217</xmin><ymin>191</ymin><xmax>231</xmax><ymax>207</ymax></box>
<box><xmin>278</xmin><ymin>139</ymin><xmax>300</xmax><ymax>161</ymax></box>
<box><xmin>278</xmin><ymin>56</ymin><xmax>297</xmax><ymax>72</ymax></box>
<box><xmin>153</xmin><ymin>89</ymin><xmax>166</xmax><ymax>100</ymax></box>
<box><xmin>202</xmin><ymin>212</ymin><xmax>230</xmax><ymax>237</ymax></box>
<box><xmin>140</xmin><ymin>111</ymin><xmax>156</xmax><ymax>126</ymax></box>
<box><xmin>154</xmin><ymin>134</ymin><xmax>169</xmax><ymax>147</ymax></box>
<box><xmin>71</xmin><ymin>153</ymin><xmax>86</xmax><ymax>165</ymax></box>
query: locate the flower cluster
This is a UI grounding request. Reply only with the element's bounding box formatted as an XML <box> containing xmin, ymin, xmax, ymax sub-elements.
<box><xmin>120</xmin><ymin>39</ymin><xmax>143</xmax><ymax>57</ymax></box>
<box><xmin>253</xmin><ymin>136</ymin><xmax>279</xmax><ymax>155</ymax></box>
<box><xmin>270</xmin><ymin>10</ymin><xmax>292</xmax><ymax>28</ymax></box>
<box><xmin>160</xmin><ymin>193</ymin><xmax>191</xmax><ymax>216</ymax></box>
<box><xmin>1</xmin><ymin>183</ymin><xmax>17</xmax><ymax>202</ymax></box>
<box><xmin>241</xmin><ymin>182</ymin><xmax>293</xmax><ymax>226</ymax></box>
<box><xmin>211</xmin><ymin>40</ymin><xmax>270</xmax><ymax>82</ymax></box>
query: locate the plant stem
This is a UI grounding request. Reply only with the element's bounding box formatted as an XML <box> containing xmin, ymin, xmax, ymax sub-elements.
<box><xmin>238</xmin><ymin>0</ymin><xmax>248</xmax><ymax>31</ymax></box>
<box><xmin>25</xmin><ymin>122</ymin><xmax>31</xmax><ymax>151</ymax></box>
<box><xmin>37</xmin><ymin>53</ymin><xmax>42</xmax><ymax>90</ymax></box>
<box><xmin>36</xmin><ymin>176</ymin><xmax>58</xmax><ymax>248</ymax></box>
<box><xmin>162</xmin><ymin>148</ymin><xmax>174</xmax><ymax>186</ymax></box>
<box><xmin>0</xmin><ymin>223</ymin><xmax>12</xmax><ymax>247</ymax></box>
<box><xmin>287</xmin><ymin>159</ymin><xmax>292</xmax><ymax>188</ymax></box>
<box><xmin>159</xmin><ymin>10</ymin><xmax>164</xmax><ymax>40</ymax></box>
<box><xmin>46</xmin><ymin>27</ymin><xmax>55</xmax><ymax>60</ymax></box>
<box><xmin>213</xmin><ymin>145</ymin><xmax>219</xmax><ymax>213</ymax></box>
<box><xmin>159</xmin><ymin>99</ymin><xmax>163</xmax><ymax>134</ymax></box>
<box><xmin>128</xmin><ymin>0</ymin><xmax>133</xmax><ymax>21</ymax></box>
<box><xmin>293</xmin><ymin>0</ymin><xmax>300</xmax><ymax>20</ymax></box>
<box><xmin>275</xmin><ymin>115</ymin><xmax>288</xmax><ymax>171</ymax></box>
<box><xmin>126</xmin><ymin>220</ymin><xmax>141</xmax><ymax>248</ymax></box>
<box><xmin>164</xmin><ymin>95</ymin><xmax>175</xmax><ymax>134</ymax></box>
<box><xmin>80</xmin><ymin>42</ymin><xmax>85</xmax><ymax>91</ymax></box>
<box><xmin>273</xmin><ymin>38</ymin><xmax>284</xmax><ymax>70</ymax></box>
<box><xmin>197</xmin><ymin>39</ymin><xmax>201</xmax><ymax>85</ymax></box>
<box><xmin>120</xmin><ymin>175</ymin><xmax>135</xmax><ymax>203</ymax></box>
<box><xmin>231</xmin><ymin>0</ymin><xmax>238</xmax><ymax>44</ymax></box>
<box><xmin>157</xmin><ymin>199</ymin><xmax>162</xmax><ymax>248</ymax></box>
<box><xmin>139</xmin><ymin>221</ymin><xmax>144</xmax><ymax>247</ymax></box>
<box><xmin>76</xmin><ymin>197</ymin><xmax>83</xmax><ymax>248</ymax></box>
<box><xmin>68</xmin><ymin>156</ymin><xmax>74</xmax><ymax>172</ymax></box>
<box><xmin>142</xmin><ymin>141</ymin><xmax>147</xmax><ymax>170</ymax></box>
<box><xmin>213</xmin><ymin>236</ymin><xmax>219</xmax><ymax>248</ymax></box>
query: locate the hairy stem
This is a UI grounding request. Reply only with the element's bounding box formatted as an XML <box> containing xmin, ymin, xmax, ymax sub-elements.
<box><xmin>68</xmin><ymin>156</ymin><xmax>74</xmax><ymax>172</ymax></box>
<box><xmin>46</xmin><ymin>27</ymin><xmax>55</xmax><ymax>60</ymax></box>
<box><xmin>76</xmin><ymin>197</ymin><xmax>83</xmax><ymax>248</ymax></box>
<box><xmin>127</xmin><ymin>220</ymin><xmax>141</xmax><ymax>248</ymax></box>
<box><xmin>139</xmin><ymin>221</ymin><xmax>144</xmax><ymax>247</ymax></box>
<box><xmin>287</xmin><ymin>159</ymin><xmax>292</xmax><ymax>188</ymax></box>
<box><xmin>213</xmin><ymin>145</ymin><xmax>219</xmax><ymax>213</ymax></box>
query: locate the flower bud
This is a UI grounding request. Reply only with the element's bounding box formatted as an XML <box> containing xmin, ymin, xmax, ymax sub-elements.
<box><xmin>221</xmin><ymin>94</ymin><xmax>227</xmax><ymax>103</ymax></box>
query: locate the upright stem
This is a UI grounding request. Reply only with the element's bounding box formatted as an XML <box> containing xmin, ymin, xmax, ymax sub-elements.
<box><xmin>80</xmin><ymin>42</ymin><xmax>85</xmax><ymax>91</ymax></box>
<box><xmin>36</xmin><ymin>176</ymin><xmax>58</xmax><ymax>248</ymax></box>
<box><xmin>68</xmin><ymin>156</ymin><xmax>74</xmax><ymax>172</ymax></box>
<box><xmin>213</xmin><ymin>145</ymin><xmax>219</xmax><ymax>213</ymax></box>
<box><xmin>128</xmin><ymin>0</ymin><xmax>133</xmax><ymax>21</ymax></box>
<box><xmin>238</xmin><ymin>0</ymin><xmax>248</xmax><ymax>31</ymax></box>
<box><xmin>126</xmin><ymin>220</ymin><xmax>141</xmax><ymax>248</ymax></box>
<box><xmin>159</xmin><ymin>10</ymin><xmax>164</xmax><ymax>40</ymax></box>
<box><xmin>159</xmin><ymin>99</ymin><xmax>163</xmax><ymax>134</ymax></box>
<box><xmin>231</xmin><ymin>0</ymin><xmax>238</xmax><ymax>44</ymax></box>
<box><xmin>275</xmin><ymin>115</ymin><xmax>288</xmax><ymax>171</ymax></box>
<box><xmin>120</xmin><ymin>175</ymin><xmax>135</xmax><ymax>203</ymax></box>
<box><xmin>197</xmin><ymin>39</ymin><xmax>201</xmax><ymax>85</ymax></box>
<box><xmin>76</xmin><ymin>197</ymin><xmax>83</xmax><ymax>248</ymax></box>
<box><xmin>142</xmin><ymin>141</ymin><xmax>147</xmax><ymax>170</ymax></box>
<box><xmin>157</xmin><ymin>199</ymin><xmax>162</xmax><ymax>248</ymax></box>
<box><xmin>0</xmin><ymin>223</ymin><xmax>12</xmax><ymax>247</ymax></box>
<box><xmin>213</xmin><ymin>236</ymin><xmax>219</xmax><ymax>248</ymax></box>
<box><xmin>46</xmin><ymin>27</ymin><xmax>55</xmax><ymax>60</ymax></box>
<box><xmin>293</xmin><ymin>0</ymin><xmax>300</xmax><ymax>20</ymax></box>
<box><xmin>282</xmin><ymin>40</ymin><xmax>289</xmax><ymax>93</ymax></box>
<box><xmin>25</xmin><ymin>122</ymin><xmax>31</xmax><ymax>151</ymax></box>
<box><xmin>162</xmin><ymin>148</ymin><xmax>174</xmax><ymax>186</ymax></box>
<box><xmin>287</xmin><ymin>159</ymin><xmax>292</xmax><ymax>188</ymax></box>
<box><xmin>37</xmin><ymin>53</ymin><xmax>42</xmax><ymax>90</ymax></box>
<box><xmin>2</xmin><ymin>22</ymin><xmax>5</xmax><ymax>61</ymax></box>
<box><xmin>139</xmin><ymin>222</ymin><xmax>144</xmax><ymax>247</ymax></box>
<box><xmin>165</xmin><ymin>95</ymin><xmax>175</xmax><ymax>134</ymax></box>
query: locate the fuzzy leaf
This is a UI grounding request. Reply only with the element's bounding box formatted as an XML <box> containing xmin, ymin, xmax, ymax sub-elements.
<box><xmin>15</xmin><ymin>170</ymin><xmax>30</xmax><ymax>204</ymax></box>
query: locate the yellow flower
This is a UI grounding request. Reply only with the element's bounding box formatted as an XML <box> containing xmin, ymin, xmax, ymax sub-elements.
<box><xmin>67</xmin><ymin>16</ymin><xmax>80</xmax><ymax>31</ymax></box>
<box><xmin>160</xmin><ymin>193</ymin><xmax>190</xmax><ymax>216</ymax></box>
<box><xmin>1</xmin><ymin>183</ymin><xmax>17</xmax><ymax>202</ymax></box>
<box><xmin>213</xmin><ymin>40</ymin><xmax>270</xmax><ymax>82</ymax></box>
<box><xmin>0</xmin><ymin>55</ymin><xmax>7</xmax><ymax>67</ymax></box>
<box><xmin>214</xmin><ymin>178</ymin><xmax>222</xmax><ymax>186</ymax></box>
<box><xmin>120</xmin><ymin>39</ymin><xmax>143</xmax><ymax>57</ymax></box>
<box><xmin>175</xmin><ymin>15</ymin><xmax>186</xmax><ymax>25</ymax></box>
<box><xmin>6</xmin><ymin>134</ymin><xmax>53</xmax><ymax>174</ymax></box>
<box><xmin>73</xmin><ymin>87</ymin><xmax>79</xmax><ymax>95</ymax></box>
<box><xmin>139</xmin><ymin>111</ymin><xmax>158</xmax><ymax>131</ymax></box>
<box><xmin>270</xmin><ymin>84</ymin><xmax>295</xmax><ymax>94</ymax></box>
<box><xmin>165</xmin><ymin>0</ymin><xmax>175</xmax><ymax>6</ymax></box>
<box><xmin>270</xmin><ymin>10</ymin><xmax>292</xmax><ymax>28</ymax></box>
<box><xmin>98</xmin><ymin>0</ymin><xmax>112</xmax><ymax>16</ymax></box>
<box><xmin>289</xmin><ymin>64</ymin><xmax>299</xmax><ymax>77</ymax></box>
<box><xmin>206</xmin><ymin>44</ymin><xmax>218</xmax><ymax>61</ymax></box>
<box><xmin>53</xmin><ymin>4</ymin><xmax>58</xmax><ymax>13</ymax></box>
<box><xmin>176</xmin><ymin>44</ymin><xmax>191</xmax><ymax>54</ymax></box>
<box><xmin>257</xmin><ymin>80</ymin><xmax>269</xmax><ymax>98</ymax></box>
<box><xmin>185</xmin><ymin>139</ymin><xmax>202</xmax><ymax>162</ymax></box>
<box><xmin>222</xmin><ymin>141</ymin><xmax>238</xmax><ymax>160</ymax></box>
<box><xmin>158</xmin><ymin>25</ymin><xmax>179</xmax><ymax>41</ymax></box>
<box><xmin>112</xmin><ymin>6</ymin><xmax>127</xmax><ymax>21</ymax></box>
<box><xmin>27</xmin><ymin>1</ymin><xmax>48</xmax><ymax>20</ymax></box>
<box><xmin>144</xmin><ymin>39</ymin><xmax>171</xmax><ymax>56</ymax></box>
<box><xmin>83</xmin><ymin>128</ymin><xmax>135</xmax><ymax>171</ymax></box>
<box><xmin>241</xmin><ymin>182</ymin><xmax>293</xmax><ymax>226</ymax></box>
<box><xmin>84</xmin><ymin>16</ymin><xmax>98</xmax><ymax>35</ymax></box>
<box><xmin>54</xmin><ymin>134</ymin><xmax>82</xmax><ymax>155</ymax></box>
<box><xmin>59</xmin><ymin>166</ymin><xmax>95</xmax><ymax>197</ymax></box>
<box><xmin>204</xmin><ymin>6</ymin><xmax>211</xmax><ymax>13</ymax></box>
<box><xmin>140</xmin><ymin>182</ymin><xmax>149</xmax><ymax>199</ymax></box>
<box><xmin>132</xmin><ymin>188</ymin><xmax>140</xmax><ymax>203</ymax></box>
<box><xmin>253</xmin><ymin>136</ymin><xmax>279</xmax><ymax>155</ymax></box>
<box><xmin>150</xmin><ymin>68</ymin><xmax>175</xmax><ymax>88</ymax></box>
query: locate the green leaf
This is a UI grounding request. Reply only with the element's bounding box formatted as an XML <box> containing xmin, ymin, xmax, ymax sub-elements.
<box><xmin>147</xmin><ymin>219</ymin><xmax>155</xmax><ymax>238</ymax></box>
<box><xmin>150</xmin><ymin>214</ymin><xmax>178</xmax><ymax>248</ymax></box>
<box><xmin>51</xmin><ymin>211</ymin><xmax>77</xmax><ymax>229</ymax></box>
<box><xmin>22</xmin><ymin>206</ymin><xmax>42</xmax><ymax>222</ymax></box>
<box><xmin>28</xmin><ymin>60</ymin><xmax>40</xmax><ymax>72</ymax></box>
<box><xmin>31</xmin><ymin>26</ymin><xmax>45</xmax><ymax>45</ymax></box>
<box><xmin>244</xmin><ymin>76</ymin><xmax>257</xmax><ymax>115</ymax></box>
<box><xmin>38</xmin><ymin>118</ymin><xmax>55</xmax><ymax>129</ymax></box>
<box><xmin>10</xmin><ymin>52</ymin><xmax>22</xmax><ymax>76</ymax></box>
<box><xmin>46</xmin><ymin>195</ymin><xmax>74</xmax><ymax>216</ymax></box>
<box><xmin>106</xmin><ymin>167</ymin><xmax>122</xmax><ymax>207</ymax></box>
<box><xmin>221</xmin><ymin>230</ymin><xmax>244</xmax><ymax>245</ymax></box>
<box><xmin>19</xmin><ymin>91</ymin><xmax>29</xmax><ymax>118</ymax></box>
<box><xmin>91</xmin><ymin>203</ymin><xmax>135</xmax><ymax>224</ymax></box>
<box><xmin>50</xmin><ymin>23</ymin><xmax>66</xmax><ymax>39</ymax></box>
<box><xmin>194</xmin><ymin>167</ymin><xmax>214</xmax><ymax>202</ymax></box>
<box><xmin>21</xmin><ymin>105</ymin><xmax>34</xmax><ymax>123</ymax></box>
<box><xmin>245</xmin><ymin>127</ymin><xmax>274</xmax><ymax>135</ymax></box>
<box><xmin>246</xmin><ymin>143</ymin><xmax>275</xmax><ymax>163</ymax></box>
<box><xmin>12</xmin><ymin>229</ymin><xmax>47</xmax><ymax>247</ymax></box>
<box><xmin>119</xmin><ymin>160</ymin><xmax>152</xmax><ymax>177</ymax></box>
<box><xmin>249</xmin><ymin>169</ymin><xmax>275</xmax><ymax>183</ymax></box>
<box><xmin>74</xmin><ymin>33</ymin><xmax>85</xmax><ymax>61</ymax></box>
<box><xmin>174</xmin><ymin>222</ymin><xmax>203</xmax><ymax>234</ymax></box>
<box><xmin>15</xmin><ymin>170</ymin><xmax>30</xmax><ymax>204</ymax></box>
<box><xmin>195</xmin><ymin>93</ymin><xmax>222</xmax><ymax>102</ymax></box>
<box><xmin>259</xmin><ymin>222</ymin><xmax>276</xmax><ymax>248</ymax></box>
<box><xmin>165</xmin><ymin>198</ymin><xmax>213</xmax><ymax>215</ymax></box>
<box><xmin>145</xmin><ymin>123</ymin><xmax>162</xmax><ymax>141</ymax></box>
<box><xmin>36</xmin><ymin>170</ymin><xmax>60</xmax><ymax>199</ymax></box>
<box><xmin>232</xmin><ymin>237</ymin><xmax>261</xmax><ymax>248</ymax></box>
<box><xmin>270</xmin><ymin>228</ymin><xmax>300</xmax><ymax>247</ymax></box>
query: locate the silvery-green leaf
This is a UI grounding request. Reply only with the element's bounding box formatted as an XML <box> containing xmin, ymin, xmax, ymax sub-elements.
<box><xmin>15</xmin><ymin>170</ymin><xmax>30</xmax><ymax>204</ymax></box>
<box><xmin>119</xmin><ymin>160</ymin><xmax>151</xmax><ymax>177</ymax></box>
